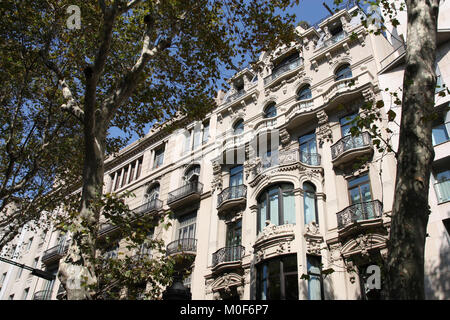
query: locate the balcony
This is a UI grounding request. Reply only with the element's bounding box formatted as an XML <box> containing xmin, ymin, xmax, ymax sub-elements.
<box><xmin>167</xmin><ymin>181</ymin><xmax>203</xmax><ymax>209</ymax></box>
<box><xmin>331</xmin><ymin>132</ymin><xmax>373</xmax><ymax>167</ymax></box>
<box><xmin>211</xmin><ymin>245</ymin><xmax>245</xmax><ymax>272</ymax></box>
<box><xmin>316</xmin><ymin>31</ymin><xmax>348</xmax><ymax>51</ymax></box>
<box><xmin>33</xmin><ymin>290</ymin><xmax>52</xmax><ymax>300</ymax></box>
<box><xmin>261</xmin><ymin>149</ymin><xmax>299</xmax><ymax>170</ymax></box>
<box><xmin>166</xmin><ymin>238</ymin><xmax>197</xmax><ymax>256</ymax></box>
<box><xmin>217</xmin><ymin>185</ymin><xmax>247</xmax><ymax>213</ymax></box>
<box><xmin>133</xmin><ymin>198</ymin><xmax>163</xmax><ymax>216</ymax></box>
<box><xmin>41</xmin><ymin>243</ymin><xmax>69</xmax><ymax>265</ymax></box>
<box><xmin>299</xmin><ymin>152</ymin><xmax>321</xmax><ymax>166</ymax></box>
<box><xmin>264</xmin><ymin>57</ymin><xmax>303</xmax><ymax>87</ymax></box>
<box><xmin>225</xmin><ymin>89</ymin><xmax>246</xmax><ymax>104</ymax></box>
<box><xmin>336</xmin><ymin>200</ymin><xmax>383</xmax><ymax>235</ymax></box>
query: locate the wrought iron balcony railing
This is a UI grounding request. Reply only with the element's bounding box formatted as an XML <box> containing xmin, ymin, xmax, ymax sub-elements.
<box><xmin>133</xmin><ymin>198</ymin><xmax>163</xmax><ymax>216</ymax></box>
<box><xmin>336</xmin><ymin>200</ymin><xmax>383</xmax><ymax>230</ymax></box>
<box><xmin>33</xmin><ymin>290</ymin><xmax>52</xmax><ymax>300</ymax></box>
<box><xmin>166</xmin><ymin>238</ymin><xmax>197</xmax><ymax>256</ymax></box>
<box><xmin>212</xmin><ymin>245</ymin><xmax>245</xmax><ymax>267</ymax></box>
<box><xmin>316</xmin><ymin>31</ymin><xmax>348</xmax><ymax>50</ymax></box>
<box><xmin>264</xmin><ymin>57</ymin><xmax>303</xmax><ymax>85</ymax></box>
<box><xmin>41</xmin><ymin>243</ymin><xmax>69</xmax><ymax>264</ymax></box>
<box><xmin>299</xmin><ymin>152</ymin><xmax>321</xmax><ymax>166</ymax></box>
<box><xmin>225</xmin><ymin>89</ymin><xmax>246</xmax><ymax>104</ymax></box>
<box><xmin>167</xmin><ymin>181</ymin><xmax>203</xmax><ymax>204</ymax></box>
<box><xmin>331</xmin><ymin>131</ymin><xmax>371</xmax><ymax>161</ymax></box>
<box><xmin>217</xmin><ymin>185</ymin><xmax>247</xmax><ymax>208</ymax></box>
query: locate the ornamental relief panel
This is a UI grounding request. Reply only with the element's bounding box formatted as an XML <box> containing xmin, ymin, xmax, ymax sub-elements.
<box><xmin>303</xmin><ymin>222</ymin><xmax>325</xmax><ymax>256</ymax></box>
<box><xmin>253</xmin><ymin>223</ymin><xmax>295</xmax><ymax>264</ymax></box>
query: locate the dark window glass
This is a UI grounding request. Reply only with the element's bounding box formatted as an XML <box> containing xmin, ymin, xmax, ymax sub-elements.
<box><xmin>335</xmin><ymin>64</ymin><xmax>352</xmax><ymax>81</ymax></box>
<box><xmin>297</xmin><ymin>85</ymin><xmax>312</xmax><ymax>100</ymax></box>
<box><xmin>256</xmin><ymin>254</ymin><xmax>298</xmax><ymax>300</ymax></box>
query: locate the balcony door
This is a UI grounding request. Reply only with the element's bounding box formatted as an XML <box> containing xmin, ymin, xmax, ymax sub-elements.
<box><xmin>177</xmin><ymin>212</ymin><xmax>197</xmax><ymax>250</ymax></box>
<box><xmin>348</xmin><ymin>174</ymin><xmax>374</xmax><ymax>220</ymax></box>
<box><xmin>226</xmin><ymin>220</ymin><xmax>242</xmax><ymax>261</ymax></box>
<box><xmin>299</xmin><ymin>132</ymin><xmax>317</xmax><ymax>165</ymax></box>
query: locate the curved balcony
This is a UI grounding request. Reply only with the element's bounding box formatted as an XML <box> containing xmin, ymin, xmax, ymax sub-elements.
<box><xmin>336</xmin><ymin>200</ymin><xmax>383</xmax><ymax>236</ymax></box>
<box><xmin>33</xmin><ymin>290</ymin><xmax>52</xmax><ymax>300</ymax></box>
<box><xmin>166</xmin><ymin>238</ymin><xmax>197</xmax><ymax>256</ymax></box>
<box><xmin>331</xmin><ymin>132</ymin><xmax>373</xmax><ymax>167</ymax></box>
<box><xmin>299</xmin><ymin>152</ymin><xmax>321</xmax><ymax>166</ymax></box>
<box><xmin>217</xmin><ymin>185</ymin><xmax>247</xmax><ymax>213</ymax></box>
<box><xmin>211</xmin><ymin>245</ymin><xmax>245</xmax><ymax>272</ymax></box>
<box><xmin>41</xmin><ymin>243</ymin><xmax>69</xmax><ymax>265</ymax></box>
<box><xmin>167</xmin><ymin>181</ymin><xmax>203</xmax><ymax>210</ymax></box>
<box><xmin>264</xmin><ymin>56</ymin><xmax>304</xmax><ymax>87</ymax></box>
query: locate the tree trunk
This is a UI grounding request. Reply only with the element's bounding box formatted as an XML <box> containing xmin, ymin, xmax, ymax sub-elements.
<box><xmin>58</xmin><ymin>109</ymin><xmax>107</xmax><ymax>299</ymax></box>
<box><xmin>385</xmin><ymin>0</ymin><xmax>440</xmax><ymax>300</ymax></box>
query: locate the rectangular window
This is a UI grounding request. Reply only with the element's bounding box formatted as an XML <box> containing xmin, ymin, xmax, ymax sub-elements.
<box><xmin>184</xmin><ymin>130</ymin><xmax>192</xmax><ymax>154</ymax></box>
<box><xmin>177</xmin><ymin>212</ymin><xmax>197</xmax><ymax>240</ymax></box>
<box><xmin>432</xmin><ymin>122</ymin><xmax>450</xmax><ymax>146</ymax></box>
<box><xmin>348</xmin><ymin>174</ymin><xmax>375</xmax><ymax>220</ymax></box>
<box><xmin>229</xmin><ymin>165</ymin><xmax>243</xmax><ymax>187</ymax></box>
<box><xmin>434</xmin><ymin>169</ymin><xmax>450</xmax><ymax>203</ymax></box>
<box><xmin>299</xmin><ymin>132</ymin><xmax>318</xmax><ymax>165</ymax></box>
<box><xmin>307</xmin><ymin>255</ymin><xmax>323</xmax><ymax>300</ymax></box>
<box><xmin>153</xmin><ymin>146</ymin><xmax>165</xmax><ymax>169</ymax></box>
<box><xmin>256</xmin><ymin>254</ymin><xmax>298</xmax><ymax>300</ymax></box>
<box><xmin>340</xmin><ymin>113</ymin><xmax>358</xmax><ymax>137</ymax></box>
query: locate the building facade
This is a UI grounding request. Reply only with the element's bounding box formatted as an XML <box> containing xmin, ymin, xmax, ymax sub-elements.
<box><xmin>1</xmin><ymin>2</ymin><xmax>449</xmax><ymax>300</ymax></box>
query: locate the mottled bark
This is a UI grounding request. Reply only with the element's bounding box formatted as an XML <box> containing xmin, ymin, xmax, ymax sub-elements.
<box><xmin>385</xmin><ymin>0</ymin><xmax>440</xmax><ymax>299</ymax></box>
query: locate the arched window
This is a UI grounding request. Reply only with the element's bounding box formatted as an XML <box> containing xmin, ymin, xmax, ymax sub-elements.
<box><xmin>233</xmin><ymin>119</ymin><xmax>244</xmax><ymax>135</ymax></box>
<box><xmin>146</xmin><ymin>183</ymin><xmax>160</xmax><ymax>201</ymax></box>
<box><xmin>264</xmin><ymin>103</ymin><xmax>277</xmax><ymax>118</ymax></box>
<box><xmin>185</xmin><ymin>164</ymin><xmax>200</xmax><ymax>183</ymax></box>
<box><xmin>303</xmin><ymin>182</ymin><xmax>318</xmax><ymax>225</ymax></box>
<box><xmin>335</xmin><ymin>64</ymin><xmax>352</xmax><ymax>81</ymax></box>
<box><xmin>257</xmin><ymin>183</ymin><xmax>296</xmax><ymax>233</ymax></box>
<box><xmin>297</xmin><ymin>84</ymin><xmax>312</xmax><ymax>101</ymax></box>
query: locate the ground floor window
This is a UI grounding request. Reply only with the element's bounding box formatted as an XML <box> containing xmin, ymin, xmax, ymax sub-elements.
<box><xmin>256</xmin><ymin>254</ymin><xmax>298</xmax><ymax>300</ymax></box>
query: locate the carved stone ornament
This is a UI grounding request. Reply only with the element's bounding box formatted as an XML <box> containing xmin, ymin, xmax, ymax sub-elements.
<box><xmin>211</xmin><ymin>160</ymin><xmax>223</xmax><ymax>192</ymax></box>
<box><xmin>253</xmin><ymin>223</ymin><xmax>295</xmax><ymax>263</ymax></box>
<box><xmin>303</xmin><ymin>222</ymin><xmax>324</xmax><ymax>256</ymax></box>
<box><xmin>316</xmin><ymin>110</ymin><xmax>333</xmax><ymax>146</ymax></box>
<box><xmin>280</xmin><ymin>128</ymin><xmax>291</xmax><ymax>147</ymax></box>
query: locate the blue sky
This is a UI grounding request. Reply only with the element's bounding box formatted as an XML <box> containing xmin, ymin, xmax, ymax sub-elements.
<box><xmin>108</xmin><ymin>0</ymin><xmax>357</xmax><ymax>142</ymax></box>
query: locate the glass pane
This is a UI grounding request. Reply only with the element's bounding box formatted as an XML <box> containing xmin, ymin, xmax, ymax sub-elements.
<box><xmin>304</xmin><ymin>191</ymin><xmax>317</xmax><ymax>225</ymax></box>
<box><xmin>348</xmin><ymin>174</ymin><xmax>369</xmax><ymax>188</ymax></box>
<box><xmin>360</xmin><ymin>182</ymin><xmax>372</xmax><ymax>202</ymax></box>
<box><xmin>432</xmin><ymin>124</ymin><xmax>449</xmax><ymax>146</ymax></box>
<box><xmin>349</xmin><ymin>187</ymin><xmax>361</xmax><ymax>204</ymax></box>
<box><xmin>259</xmin><ymin>198</ymin><xmax>267</xmax><ymax>233</ymax></box>
<box><xmin>285</xmin><ymin>274</ymin><xmax>299</xmax><ymax>300</ymax></box>
<box><xmin>269</xmin><ymin>190</ymin><xmax>279</xmax><ymax>226</ymax></box>
<box><xmin>268</xmin><ymin>260</ymin><xmax>281</xmax><ymax>300</ymax></box>
<box><xmin>283</xmin><ymin>190</ymin><xmax>296</xmax><ymax>225</ymax></box>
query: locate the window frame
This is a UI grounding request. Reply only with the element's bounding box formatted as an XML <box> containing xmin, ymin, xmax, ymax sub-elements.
<box><xmin>257</xmin><ymin>183</ymin><xmax>296</xmax><ymax>233</ymax></box>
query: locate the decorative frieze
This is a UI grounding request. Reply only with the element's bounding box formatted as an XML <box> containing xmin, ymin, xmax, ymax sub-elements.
<box><xmin>253</xmin><ymin>223</ymin><xmax>295</xmax><ymax>263</ymax></box>
<box><xmin>316</xmin><ymin>110</ymin><xmax>333</xmax><ymax>146</ymax></box>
